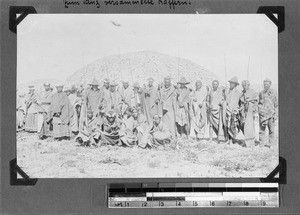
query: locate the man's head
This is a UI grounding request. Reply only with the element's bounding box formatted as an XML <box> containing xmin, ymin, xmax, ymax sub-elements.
<box><xmin>104</xmin><ymin>79</ymin><xmax>110</xmax><ymax>89</ymax></box>
<box><xmin>263</xmin><ymin>78</ymin><xmax>272</xmax><ymax>91</ymax></box>
<box><xmin>164</xmin><ymin>76</ymin><xmax>171</xmax><ymax>88</ymax></box>
<box><xmin>125</xmin><ymin>107</ymin><xmax>133</xmax><ymax>117</ymax></box>
<box><xmin>212</xmin><ymin>80</ymin><xmax>219</xmax><ymax>91</ymax></box>
<box><xmin>122</xmin><ymin>81</ymin><xmax>129</xmax><ymax>89</ymax></box>
<box><xmin>228</xmin><ymin>77</ymin><xmax>239</xmax><ymax>90</ymax></box>
<box><xmin>178</xmin><ymin>77</ymin><xmax>190</xmax><ymax>89</ymax></box>
<box><xmin>133</xmin><ymin>82</ymin><xmax>140</xmax><ymax>91</ymax></box>
<box><xmin>110</xmin><ymin>81</ymin><xmax>117</xmax><ymax>92</ymax></box>
<box><xmin>148</xmin><ymin>77</ymin><xmax>154</xmax><ymax>87</ymax></box>
<box><xmin>55</xmin><ymin>83</ymin><xmax>64</xmax><ymax>93</ymax></box>
<box><xmin>87</xmin><ymin>108</ymin><xmax>93</xmax><ymax>119</ymax></box>
<box><xmin>106</xmin><ymin>111</ymin><xmax>116</xmax><ymax>123</ymax></box>
<box><xmin>242</xmin><ymin>80</ymin><xmax>250</xmax><ymax>91</ymax></box>
<box><xmin>44</xmin><ymin>82</ymin><xmax>51</xmax><ymax>91</ymax></box>
<box><xmin>90</xmin><ymin>79</ymin><xmax>99</xmax><ymax>91</ymax></box>
<box><xmin>28</xmin><ymin>85</ymin><xmax>35</xmax><ymax>94</ymax></box>
<box><xmin>64</xmin><ymin>86</ymin><xmax>71</xmax><ymax>95</ymax></box>
<box><xmin>136</xmin><ymin>105</ymin><xmax>142</xmax><ymax>114</ymax></box>
<box><xmin>195</xmin><ymin>80</ymin><xmax>202</xmax><ymax>90</ymax></box>
<box><xmin>153</xmin><ymin>114</ymin><xmax>161</xmax><ymax>126</ymax></box>
<box><xmin>132</xmin><ymin>108</ymin><xmax>138</xmax><ymax>119</ymax></box>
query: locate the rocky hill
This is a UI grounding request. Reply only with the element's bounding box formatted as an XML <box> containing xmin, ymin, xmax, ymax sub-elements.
<box><xmin>65</xmin><ymin>50</ymin><xmax>218</xmax><ymax>87</ymax></box>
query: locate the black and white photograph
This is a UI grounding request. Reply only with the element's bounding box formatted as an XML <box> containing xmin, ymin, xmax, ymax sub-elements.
<box><xmin>16</xmin><ymin>14</ymin><xmax>278</xmax><ymax>178</ymax></box>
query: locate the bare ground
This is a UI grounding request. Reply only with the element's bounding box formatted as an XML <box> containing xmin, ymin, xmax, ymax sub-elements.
<box><xmin>17</xmin><ymin>128</ymin><xmax>278</xmax><ymax>178</ymax></box>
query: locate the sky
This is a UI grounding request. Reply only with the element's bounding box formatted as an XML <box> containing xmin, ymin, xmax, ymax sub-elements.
<box><xmin>17</xmin><ymin>14</ymin><xmax>278</xmax><ymax>86</ymax></box>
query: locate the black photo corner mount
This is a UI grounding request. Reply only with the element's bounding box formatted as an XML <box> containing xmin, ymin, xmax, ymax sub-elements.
<box><xmin>257</xmin><ymin>6</ymin><xmax>285</xmax><ymax>33</ymax></box>
<box><xmin>9</xmin><ymin>6</ymin><xmax>37</xmax><ymax>34</ymax></box>
<box><xmin>10</xmin><ymin>158</ymin><xmax>38</xmax><ymax>186</ymax></box>
<box><xmin>260</xmin><ymin>156</ymin><xmax>287</xmax><ymax>184</ymax></box>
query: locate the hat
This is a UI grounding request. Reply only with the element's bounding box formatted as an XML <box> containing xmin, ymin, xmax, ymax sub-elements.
<box><xmin>177</xmin><ymin>77</ymin><xmax>190</xmax><ymax>85</ymax></box>
<box><xmin>90</xmin><ymin>79</ymin><xmax>99</xmax><ymax>86</ymax></box>
<box><xmin>110</xmin><ymin>80</ymin><xmax>118</xmax><ymax>86</ymax></box>
<box><xmin>103</xmin><ymin>78</ymin><xmax>110</xmax><ymax>84</ymax></box>
<box><xmin>153</xmin><ymin>114</ymin><xmax>161</xmax><ymax>119</ymax></box>
<box><xmin>133</xmin><ymin>82</ymin><xmax>140</xmax><ymax>88</ymax></box>
<box><xmin>64</xmin><ymin>85</ymin><xmax>71</xmax><ymax>91</ymax></box>
<box><xmin>28</xmin><ymin>85</ymin><xmax>35</xmax><ymax>90</ymax></box>
<box><xmin>212</xmin><ymin>80</ymin><xmax>219</xmax><ymax>85</ymax></box>
<box><xmin>228</xmin><ymin>76</ymin><xmax>239</xmax><ymax>85</ymax></box>
<box><xmin>264</xmin><ymin>78</ymin><xmax>272</xmax><ymax>84</ymax></box>
<box><xmin>242</xmin><ymin>80</ymin><xmax>250</xmax><ymax>85</ymax></box>
<box><xmin>44</xmin><ymin>82</ymin><xmax>50</xmax><ymax>86</ymax></box>
<box><xmin>164</xmin><ymin>75</ymin><xmax>171</xmax><ymax>80</ymax></box>
<box><xmin>106</xmin><ymin>110</ymin><xmax>116</xmax><ymax>118</ymax></box>
<box><xmin>55</xmin><ymin>82</ymin><xmax>64</xmax><ymax>87</ymax></box>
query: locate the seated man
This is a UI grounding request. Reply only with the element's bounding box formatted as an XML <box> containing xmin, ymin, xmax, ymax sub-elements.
<box><xmin>119</xmin><ymin>108</ymin><xmax>138</xmax><ymax>147</ymax></box>
<box><xmin>75</xmin><ymin>108</ymin><xmax>101</xmax><ymax>147</ymax></box>
<box><xmin>100</xmin><ymin>111</ymin><xmax>121</xmax><ymax>145</ymax></box>
<box><xmin>138</xmin><ymin>114</ymin><xmax>171</xmax><ymax>148</ymax></box>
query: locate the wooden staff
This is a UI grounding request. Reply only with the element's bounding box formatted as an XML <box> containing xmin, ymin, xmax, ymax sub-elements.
<box><xmin>247</xmin><ymin>56</ymin><xmax>250</xmax><ymax>81</ymax></box>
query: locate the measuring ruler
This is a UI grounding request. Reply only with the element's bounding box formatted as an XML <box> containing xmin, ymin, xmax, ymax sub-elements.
<box><xmin>108</xmin><ymin>183</ymin><xmax>279</xmax><ymax>208</ymax></box>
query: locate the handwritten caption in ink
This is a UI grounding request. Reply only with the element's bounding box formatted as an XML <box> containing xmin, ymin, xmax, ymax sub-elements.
<box><xmin>63</xmin><ymin>0</ymin><xmax>192</xmax><ymax>10</ymax></box>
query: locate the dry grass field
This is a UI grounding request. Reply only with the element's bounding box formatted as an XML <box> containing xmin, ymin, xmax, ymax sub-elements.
<box><xmin>17</xmin><ymin>123</ymin><xmax>278</xmax><ymax>178</ymax></box>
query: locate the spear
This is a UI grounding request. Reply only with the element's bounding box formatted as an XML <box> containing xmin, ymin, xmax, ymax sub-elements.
<box><xmin>118</xmin><ymin>47</ymin><xmax>122</xmax><ymax>81</ymax></box>
<box><xmin>260</xmin><ymin>63</ymin><xmax>262</xmax><ymax>83</ymax></box>
<box><xmin>128</xmin><ymin>59</ymin><xmax>134</xmax><ymax>84</ymax></box>
<box><xmin>177</xmin><ymin>47</ymin><xmax>180</xmax><ymax>81</ymax></box>
<box><xmin>247</xmin><ymin>56</ymin><xmax>250</xmax><ymax>81</ymax></box>
<box><xmin>223</xmin><ymin>53</ymin><xmax>227</xmax><ymax>88</ymax></box>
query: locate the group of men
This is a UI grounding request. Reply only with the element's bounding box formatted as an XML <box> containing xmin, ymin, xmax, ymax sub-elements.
<box><xmin>16</xmin><ymin>75</ymin><xmax>278</xmax><ymax>148</ymax></box>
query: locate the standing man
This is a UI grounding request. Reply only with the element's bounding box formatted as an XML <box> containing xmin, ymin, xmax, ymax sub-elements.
<box><xmin>104</xmin><ymin>80</ymin><xmax>122</xmax><ymax>115</ymax></box>
<box><xmin>258</xmin><ymin>78</ymin><xmax>278</xmax><ymax>147</ymax></box>
<box><xmin>190</xmin><ymin>80</ymin><xmax>207</xmax><ymax>140</ymax></box>
<box><xmin>132</xmin><ymin>82</ymin><xmax>143</xmax><ymax>109</ymax></box>
<box><xmin>159</xmin><ymin>76</ymin><xmax>177</xmax><ymax>138</ymax></box>
<box><xmin>175</xmin><ymin>77</ymin><xmax>191</xmax><ymax>139</ymax></box>
<box><xmin>207</xmin><ymin>80</ymin><xmax>226</xmax><ymax>143</ymax></box>
<box><xmin>38</xmin><ymin>82</ymin><xmax>54</xmax><ymax>138</ymax></box>
<box><xmin>85</xmin><ymin>79</ymin><xmax>104</xmax><ymax>117</ymax></box>
<box><xmin>48</xmin><ymin>84</ymin><xmax>74</xmax><ymax>141</ymax></box>
<box><xmin>143</xmin><ymin>77</ymin><xmax>159</xmax><ymax>124</ymax></box>
<box><xmin>101</xmin><ymin>78</ymin><xmax>110</xmax><ymax>98</ymax></box>
<box><xmin>239</xmin><ymin>80</ymin><xmax>258</xmax><ymax>147</ymax></box>
<box><xmin>65</xmin><ymin>86</ymin><xmax>80</xmax><ymax>135</ymax></box>
<box><xmin>118</xmin><ymin>80</ymin><xmax>134</xmax><ymax>116</ymax></box>
<box><xmin>224</xmin><ymin>77</ymin><xmax>241</xmax><ymax>144</ymax></box>
<box><xmin>24</xmin><ymin>85</ymin><xmax>44</xmax><ymax>132</ymax></box>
